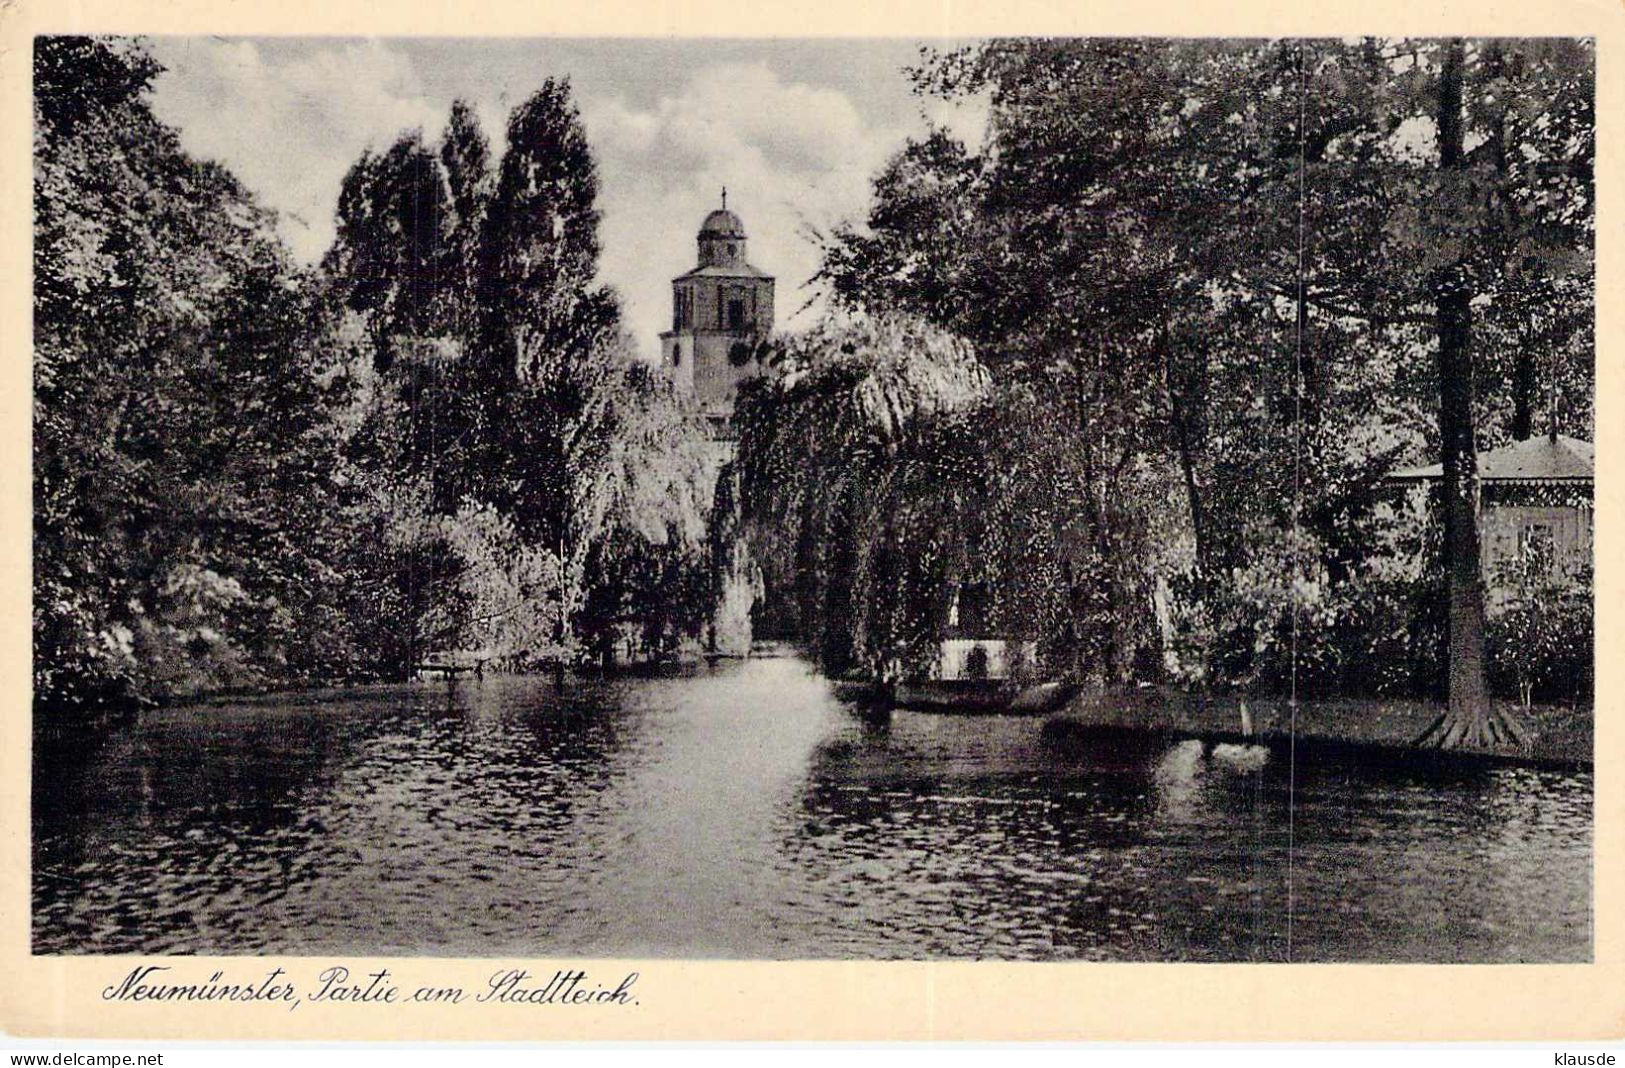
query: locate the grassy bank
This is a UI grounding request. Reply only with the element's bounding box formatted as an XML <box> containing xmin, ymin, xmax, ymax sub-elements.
<box><xmin>1045</xmin><ymin>688</ymin><xmax>1592</xmax><ymax>770</ymax></box>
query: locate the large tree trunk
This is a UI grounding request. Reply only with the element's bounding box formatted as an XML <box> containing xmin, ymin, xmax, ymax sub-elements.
<box><xmin>1512</xmin><ymin>344</ymin><xmax>1537</xmax><ymax>441</ymax></box>
<box><xmin>1424</xmin><ymin>271</ymin><xmax>1495</xmax><ymax>745</ymax></box>
<box><xmin>1417</xmin><ymin>39</ymin><xmax>1526</xmax><ymax>750</ymax></box>
<box><xmin>1161</xmin><ymin>337</ymin><xmax>1208</xmax><ymax>574</ymax></box>
<box><xmin>1490</xmin><ymin>41</ymin><xmax>1541</xmax><ymax>447</ymax></box>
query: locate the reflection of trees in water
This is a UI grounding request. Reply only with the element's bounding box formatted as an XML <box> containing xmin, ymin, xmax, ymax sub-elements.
<box><xmin>32</xmin><ymin>675</ymin><xmax>637</xmax><ymax>954</ymax></box>
<box><xmin>1472</xmin><ymin>768</ymin><xmax>1593</xmax><ymax>957</ymax></box>
<box><xmin>420</xmin><ymin>674</ymin><xmax>630</xmax><ymax>830</ymax></box>
<box><xmin>784</xmin><ymin>725</ymin><xmax>1388</xmax><ymax>960</ymax></box>
<box><xmin>33</xmin><ymin>672</ymin><xmax>1593</xmax><ymax>959</ymax></box>
<box><xmin>785</xmin><ymin>718</ymin><xmax>1215</xmax><ymax>958</ymax></box>
<box><xmin>33</xmin><ymin>701</ymin><xmax>361</xmax><ymax>952</ymax></box>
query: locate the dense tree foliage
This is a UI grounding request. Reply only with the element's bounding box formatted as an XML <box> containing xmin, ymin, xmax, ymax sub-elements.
<box><xmin>745</xmin><ymin>38</ymin><xmax>1592</xmax><ymax>734</ymax></box>
<box><xmin>35</xmin><ymin>37</ymin><xmax>368</xmax><ymax>721</ymax></box>
<box><xmin>314</xmin><ymin>82</ymin><xmax>720</xmax><ymax>675</ymax></box>
<box><xmin>35</xmin><ymin>39</ymin><xmax>722</xmax><ymax>726</ymax></box>
<box><xmin>737</xmin><ymin>315</ymin><xmax>993</xmax><ymax>676</ymax></box>
<box><xmin>35</xmin><ymin>36</ymin><xmax>1593</xmax><ymax>749</ymax></box>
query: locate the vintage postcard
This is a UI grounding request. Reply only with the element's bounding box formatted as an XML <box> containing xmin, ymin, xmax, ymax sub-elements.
<box><xmin>2</xmin><ymin>0</ymin><xmax>1621</xmax><ymax>1044</ymax></box>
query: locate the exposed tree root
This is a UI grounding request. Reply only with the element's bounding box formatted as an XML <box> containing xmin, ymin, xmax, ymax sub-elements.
<box><xmin>1415</xmin><ymin>704</ymin><xmax>1531</xmax><ymax>750</ymax></box>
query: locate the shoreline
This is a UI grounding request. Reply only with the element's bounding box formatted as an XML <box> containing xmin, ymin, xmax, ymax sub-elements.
<box><xmin>1043</xmin><ymin>688</ymin><xmax>1593</xmax><ymax>773</ymax></box>
<box><xmin>35</xmin><ymin>664</ymin><xmax>1594</xmax><ymax>776</ymax></box>
<box><xmin>35</xmin><ymin>646</ymin><xmax>796</xmax><ymax>735</ymax></box>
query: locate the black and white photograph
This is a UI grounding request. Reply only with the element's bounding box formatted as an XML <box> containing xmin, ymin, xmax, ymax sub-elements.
<box><xmin>30</xmin><ymin>32</ymin><xmax>1594</xmax><ymax>966</ymax></box>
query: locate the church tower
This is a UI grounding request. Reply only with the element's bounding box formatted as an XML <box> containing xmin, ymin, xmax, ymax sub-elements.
<box><xmin>660</xmin><ymin>192</ymin><xmax>775</xmax><ymax>435</ymax></box>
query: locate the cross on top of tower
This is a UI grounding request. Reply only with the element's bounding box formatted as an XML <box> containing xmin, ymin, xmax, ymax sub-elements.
<box><xmin>721</xmin><ymin>186</ymin><xmax>727</xmax><ymax>210</ymax></box>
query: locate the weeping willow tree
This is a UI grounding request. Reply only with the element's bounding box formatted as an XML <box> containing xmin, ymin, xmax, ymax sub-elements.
<box><xmin>736</xmin><ymin>311</ymin><xmax>1167</xmax><ymax>683</ymax></box>
<box><xmin>737</xmin><ymin>313</ymin><xmax>981</xmax><ymax>675</ymax></box>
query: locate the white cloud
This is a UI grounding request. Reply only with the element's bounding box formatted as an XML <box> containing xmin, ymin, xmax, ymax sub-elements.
<box><xmin>146</xmin><ymin>40</ymin><xmax>975</xmax><ymax>359</ymax></box>
<box><xmin>585</xmin><ymin>60</ymin><xmax>918</xmax><ymax>357</ymax></box>
<box><xmin>149</xmin><ymin>38</ymin><xmax>445</xmax><ymax>263</ymax></box>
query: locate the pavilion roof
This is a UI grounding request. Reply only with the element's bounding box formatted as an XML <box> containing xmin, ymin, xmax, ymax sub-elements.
<box><xmin>1387</xmin><ymin>433</ymin><xmax>1593</xmax><ymax>483</ymax></box>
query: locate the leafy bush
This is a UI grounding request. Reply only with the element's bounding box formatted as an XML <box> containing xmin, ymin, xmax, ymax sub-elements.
<box><xmin>1486</xmin><ymin>565</ymin><xmax>1593</xmax><ymax>705</ymax></box>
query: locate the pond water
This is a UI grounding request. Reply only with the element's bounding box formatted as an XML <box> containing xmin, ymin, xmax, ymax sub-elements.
<box><xmin>33</xmin><ymin>656</ymin><xmax>1591</xmax><ymax>960</ymax></box>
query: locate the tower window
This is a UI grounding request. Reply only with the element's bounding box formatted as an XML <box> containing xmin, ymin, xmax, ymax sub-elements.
<box><xmin>672</xmin><ymin>341</ymin><xmax>683</xmax><ymax>367</ymax></box>
<box><xmin>728</xmin><ymin>298</ymin><xmax>746</xmax><ymax>331</ymax></box>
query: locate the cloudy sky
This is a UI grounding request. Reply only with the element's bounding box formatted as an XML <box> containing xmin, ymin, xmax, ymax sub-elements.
<box><xmin>146</xmin><ymin>37</ymin><xmax>988</xmax><ymax>359</ymax></box>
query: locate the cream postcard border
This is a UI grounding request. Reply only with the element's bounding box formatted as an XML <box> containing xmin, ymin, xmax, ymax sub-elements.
<box><xmin>0</xmin><ymin>0</ymin><xmax>1620</xmax><ymax>1043</ymax></box>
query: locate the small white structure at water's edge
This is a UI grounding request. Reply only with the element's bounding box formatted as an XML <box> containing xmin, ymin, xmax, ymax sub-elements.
<box><xmin>936</xmin><ymin>638</ymin><xmax>1034</xmax><ymax>681</ymax></box>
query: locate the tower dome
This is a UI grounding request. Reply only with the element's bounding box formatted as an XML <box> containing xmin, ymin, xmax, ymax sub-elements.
<box><xmin>696</xmin><ymin>193</ymin><xmax>749</xmax><ymax>269</ymax></box>
<box><xmin>699</xmin><ymin>209</ymin><xmax>745</xmax><ymax>238</ymax></box>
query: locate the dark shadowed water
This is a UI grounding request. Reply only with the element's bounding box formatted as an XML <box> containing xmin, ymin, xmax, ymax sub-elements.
<box><xmin>33</xmin><ymin>657</ymin><xmax>1590</xmax><ymax>960</ymax></box>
